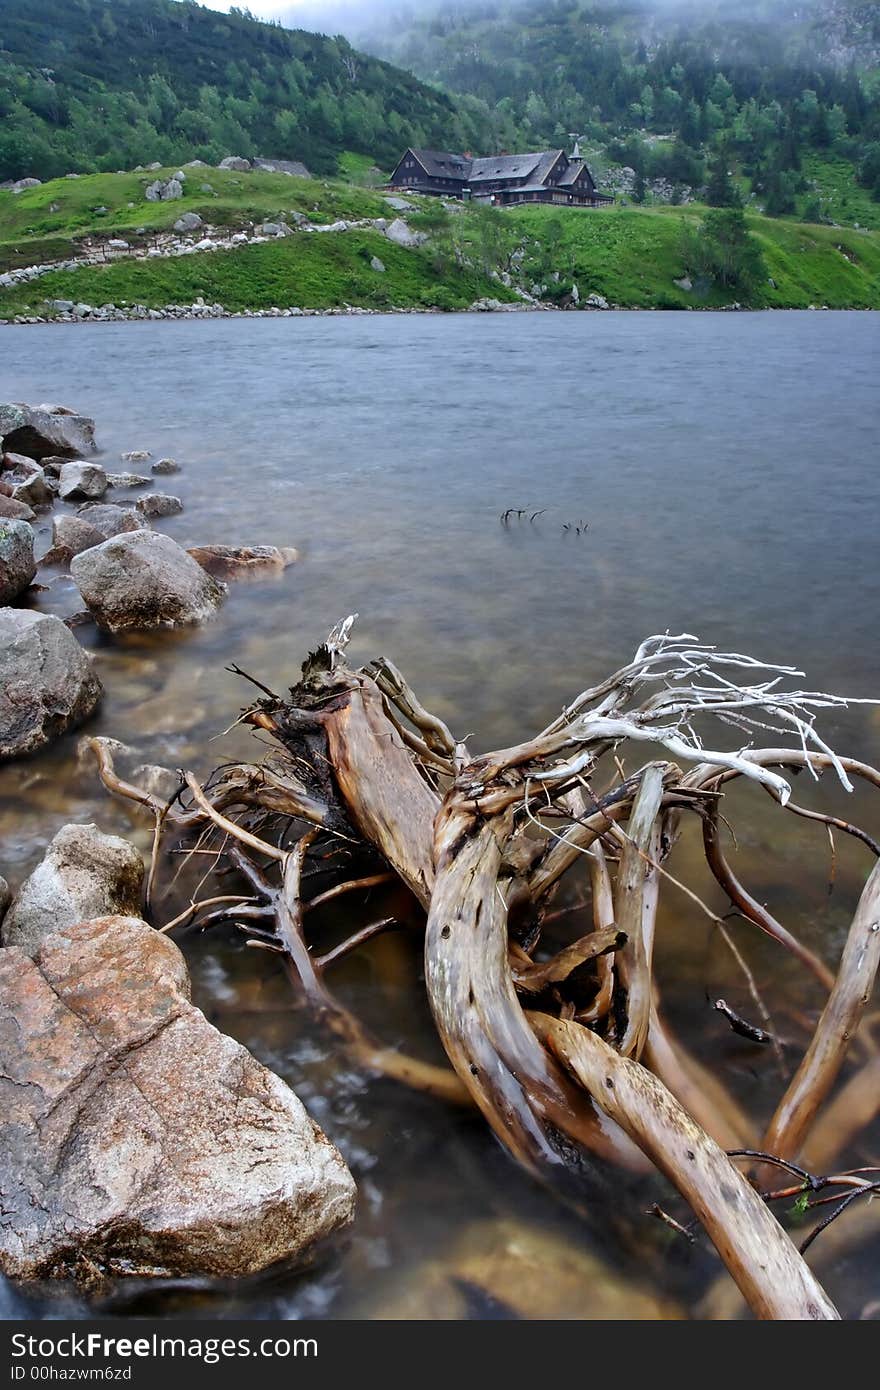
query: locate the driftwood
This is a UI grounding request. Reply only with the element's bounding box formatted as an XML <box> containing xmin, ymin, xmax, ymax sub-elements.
<box><xmin>88</xmin><ymin>626</ymin><xmax>880</xmax><ymax>1321</ymax></box>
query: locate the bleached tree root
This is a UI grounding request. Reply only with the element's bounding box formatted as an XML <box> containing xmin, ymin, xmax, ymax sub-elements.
<box><xmin>88</xmin><ymin>625</ymin><xmax>880</xmax><ymax>1320</ymax></box>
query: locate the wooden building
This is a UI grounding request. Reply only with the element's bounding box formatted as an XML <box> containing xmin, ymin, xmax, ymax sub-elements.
<box><xmin>387</xmin><ymin>144</ymin><xmax>612</xmax><ymax>208</ymax></box>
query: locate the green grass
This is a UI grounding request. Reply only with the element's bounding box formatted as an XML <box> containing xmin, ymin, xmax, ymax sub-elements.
<box><xmin>800</xmin><ymin>154</ymin><xmax>880</xmax><ymax>232</ymax></box>
<box><xmin>510</xmin><ymin>203</ymin><xmax>880</xmax><ymax>309</ymax></box>
<box><xmin>0</xmin><ymin>228</ymin><xmax>516</xmax><ymax>316</ymax></box>
<box><xmin>2</xmin><ymin>169</ymin><xmax>878</xmax><ymax>315</ymax></box>
<box><xmin>0</xmin><ymin>167</ymin><xmax>391</xmax><ymax>272</ymax></box>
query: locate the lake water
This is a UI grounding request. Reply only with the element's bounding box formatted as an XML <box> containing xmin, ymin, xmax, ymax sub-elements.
<box><xmin>2</xmin><ymin>310</ymin><xmax>879</xmax><ymax>1319</ymax></box>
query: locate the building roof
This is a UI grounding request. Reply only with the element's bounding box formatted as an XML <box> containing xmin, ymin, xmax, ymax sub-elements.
<box><xmin>409</xmin><ymin>149</ymin><xmax>471</xmax><ymax>179</ymax></box>
<box><xmin>468</xmin><ymin>152</ymin><xmax>542</xmax><ymax>182</ymax></box>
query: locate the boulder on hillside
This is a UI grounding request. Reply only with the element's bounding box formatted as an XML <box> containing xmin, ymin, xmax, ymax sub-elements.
<box><xmin>384</xmin><ymin>218</ymin><xmax>427</xmax><ymax>249</ymax></box>
<box><xmin>0</xmin><ymin>610</ymin><xmax>102</xmax><ymax>760</ymax></box>
<box><xmin>58</xmin><ymin>461</ymin><xmax>108</xmax><ymax>501</ymax></box>
<box><xmin>144</xmin><ymin>178</ymin><xmax>183</xmax><ymax>202</ymax></box>
<box><xmin>188</xmin><ymin>544</ymin><xmax>298</xmax><ymax>581</ymax></box>
<box><xmin>0</xmin><ymin>915</ymin><xmax>356</xmax><ymax>1283</ymax></box>
<box><xmin>173</xmin><ymin>212</ymin><xmax>203</xmax><ymax>233</ymax></box>
<box><xmin>0</xmin><ymin>403</ymin><xmax>96</xmax><ymax>460</ymax></box>
<box><xmin>218</xmin><ymin>156</ymin><xmax>251</xmax><ymax>171</ymax></box>
<box><xmin>70</xmin><ymin>531</ymin><xmax>226</xmax><ymax>633</ymax></box>
<box><xmin>1</xmin><ymin>824</ymin><xmax>144</xmax><ymax>954</ymax></box>
<box><xmin>0</xmin><ymin>520</ymin><xmax>36</xmax><ymax>603</ymax></box>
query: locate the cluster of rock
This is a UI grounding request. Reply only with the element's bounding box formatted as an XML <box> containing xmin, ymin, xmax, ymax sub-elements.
<box><xmin>1</xmin><ymin>402</ymin><xmax>301</xmax><ymax>759</ymax></box>
<box><xmin>0</xmin><ymin>395</ymin><xmax>349</xmax><ymax>1286</ymax></box>
<box><xmin>602</xmin><ymin>164</ymin><xmax>695</xmax><ymax>205</ymax></box>
<box><xmin>0</xmin><ymin>830</ymin><xmax>355</xmax><ymax>1283</ymax></box>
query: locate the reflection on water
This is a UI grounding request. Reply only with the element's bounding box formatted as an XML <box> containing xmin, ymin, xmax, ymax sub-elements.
<box><xmin>1</xmin><ymin>311</ymin><xmax>879</xmax><ymax>1319</ymax></box>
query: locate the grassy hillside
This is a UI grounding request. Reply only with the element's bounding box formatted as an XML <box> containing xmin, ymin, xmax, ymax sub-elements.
<box><xmin>0</xmin><ymin>166</ymin><xmax>389</xmax><ymax>271</ymax></box>
<box><xmin>1</xmin><ymin>170</ymin><xmax>878</xmax><ymax>317</ymax></box>
<box><xmin>511</xmin><ymin>203</ymin><xmax>880</xmax><ymax>309</ymax></box>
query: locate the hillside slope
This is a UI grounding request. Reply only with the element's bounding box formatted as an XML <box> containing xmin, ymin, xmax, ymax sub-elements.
<box><xmin>1</xmin><ymin>168</ymin><xmax>877</xmax><ymax>318</ymax></box>
<box><xmin>0</xmin><ymin>0</ymin><xmax>491</xmax><ymax>182</ymax></box>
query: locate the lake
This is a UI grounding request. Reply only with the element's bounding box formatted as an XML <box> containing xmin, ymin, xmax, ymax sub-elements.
<box><xmin>2</xmin><ymin>309</ymin><xmax>879</xmax><ymax>1319</ymax></box>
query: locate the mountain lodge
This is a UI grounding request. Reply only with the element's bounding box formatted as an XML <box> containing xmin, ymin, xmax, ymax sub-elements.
<box><xmin>387</xmin><ymin>143</ymin><xmax>612</xmax><ymax>208</ymax></box>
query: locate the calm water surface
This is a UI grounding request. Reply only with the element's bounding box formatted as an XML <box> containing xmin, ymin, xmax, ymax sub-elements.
<box><xmin>1</xmin><ymin>311</ymin><xmax>879</xmax><ymax>1319</ymax></box>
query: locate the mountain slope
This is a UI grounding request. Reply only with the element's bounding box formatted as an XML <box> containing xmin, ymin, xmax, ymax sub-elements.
<box><xmin>0</xmin><ymin>0</ymin><xmax>492</xmax><ymax>181</ymax></box>
<box><xmin>349</xmin><ymin>0</ymin><xmax>880</xmax><ymax>220</ymax></box>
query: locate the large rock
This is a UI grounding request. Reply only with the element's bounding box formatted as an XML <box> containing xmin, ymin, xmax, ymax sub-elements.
<box><xmin>188</xmin><ymin>544</ymin><xmax>298</xmax><ymax>580</ymax></box>
<box><xmin>135</xmin><ymin>492</ymin><xmax>183</xmax><ymax>518</ymax></box>
<box><xmin>384</xmin><ymin>218</ymin><xmax>427</xmax><ymax>249</ymax></box>
<box><xmin>0</xmin><ymin>403</ymin><xmax>96</xmax><ymax>460</ymax></box>
<box><xmin>0</xmin><ymin>520</ymin><xmax>36</xmax><ymax>603</ymax></box>
<box><xmin>0</xmin><ymin>610</ymin><xmax>102</xmax><ymax>759</ymax></box>
<box><xmin>1</xmin><ymin>824</ymin><xmax>144</xmax><ymax>954</ymax></box>
<box><xmin>218</xmin><ymin>156</ymin><xmax>251</xmax><ymax>171</ymax></box>
<box><xmin>0</xmin><ymin>916</ymin><xmax>356</xmax><ymax>1282</ymax></box>
<box><xmin>0</xmin><ymin>876</ymin><xmax>9</xmax><ymax>924</ymax></box>
<box><xmin>47</xmin><ymin>513</ymin><xmax>106</xmax><ymax>563</ymax></box>
<box><xmin>75</xmin><ymin>502</ymin><xmax>147</xmax><ymax>539</ymax></box>
<box><xmin>4</xmin><ymin>462</ymin><xmax>52</xmax><ymax>507</ymax></box>
<box><xmin>0</xmin><ymin>495</ymin><xmax>36</xmax><ymax>522</ymax></box>
<box><xmin>58</xmin><ymin>461</ymin><xmax>107</xmax><ymax>501</ymax></box>
<box><xmin>70</xmin><ymin>531</ymin><xmax>225</xmax><ymax>633</ymax></box>
<box><xmin>173</xmin><ymin>212</ymin><xmax>203</xmax><ymax>233</ymax></box>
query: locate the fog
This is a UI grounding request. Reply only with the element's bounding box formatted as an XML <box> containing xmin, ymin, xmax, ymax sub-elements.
<box><xmin>258</xmin><ymin>0</ymin><xmax>829</xmax><ymax>44</ymax></box>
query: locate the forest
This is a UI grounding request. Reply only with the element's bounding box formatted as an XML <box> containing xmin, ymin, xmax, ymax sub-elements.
<box><xmin>358</xmin><ymin>0</ymin><xmax>880</xmax><ymax>214</ymax></box>
<box><xmin>0</xmin><ymin>0</ymin><xmax>496</xmax><ymax>180</ymax></box>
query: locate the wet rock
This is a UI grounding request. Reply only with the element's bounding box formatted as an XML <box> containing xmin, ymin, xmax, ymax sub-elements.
<box><xmin>151</xmin><ymin>457</ymin><xmax>179</xmax><ymax>475</ymax></box>
<box><xmin>0</xmin><ymin>403</ymin><xmax>96</xmax><ymax>460</ymax></box>
<box><xmin>107</xmin><ymin>472</ymin><xmax>151</xmax><ymax>489</ymax></box>
<box><xmin>58</xmin><ymin>461</ymin><xmax>108</xmax><ymax>501</ymax></box>
<box><xmin>0</xmin><ymin>916</ymin><xmax>356</xmax><ymax>1282</ymax></box>
<box><xmin>218</xmin><ymin>156</ymin><xmax>251</xmax><ymax>171</ymax></box>
<box><xmin>6</xmin><ymin>465</ymin><xmax>52</xmax><ymax>508</ymax></box>
<box><xmin>0</xmin><ymin>495</ymin><xmax>36</xmax><ymax>522</ymax></box>
<box><xmin>47</xmin><ymin>514</ymin><xmax>106</xmax><ymax>563</ymax></box>
<box><xmin>0</xmin><ymin>877</ymin><xmax>9</xmax><ymax>925</ymax></box>
<box><xmin>121</xmin><ymin>450</ymin><xmax>152</xmax><ymax>464</ymax></box>
<box><xmin>0</xmin><ymin>610</ymin><xmax>102</xmax><ymax>760</ymax></box>
<box><xmin>70</xmin><ymin>531</ymin><xmax>226</xmax><ymax>633</ymax></box>
<box><xmin>585</xmin><ymin>293</ymin><xmax>610</xmax><ymax>310</ymax></box>
<box><xmin>173</xmin><ymin>212</ymin><xmax>203</xmax><ymax>233</ymax></box>
<box><xmin>384</xmin><ymin>218</ymin><xmax>426</xmax><ymax>249</ymax></box>
<box><xmin>188</xmin><ymin>544</ymin><xmax>298</xmax><ymax>580</ymax></box>
<box><xmin>1</xmin><ymin>450</ymin><xmax>38</xmax><ymax>474</ymax></box>
<box><xmin>37</xmin><ymin>455</ymin><xmax>70</xmax><ymax>478</ymax></box>
<box><xmin>1</xmin><ymin>824</ymin><xmax>144</xmax><ymax>954</ymax></box>
<box><xmin>0</xmin><ymin>520</ymin><xmax>37</xmax><ymax>603</ymax></box>
<box><xmin>357</xmin><ymin>1219</ymin><xmax>679</xmax><ymax>1320</ymax></box>
<box><xmin>75</xmin><ymin>502</ymin><xmax>148</xmax><ymax>539</ymax></box>
<box><xmin>132</xmin><ymin>763</ymin><xmax>181</xmax><ymax>802</ymax></box>
<box><xmin>136</xmin><ymin>492</ymin><xmax>183</xmax><ymax>519</ymax></box>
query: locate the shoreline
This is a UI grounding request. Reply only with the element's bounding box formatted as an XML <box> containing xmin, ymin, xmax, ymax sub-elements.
<box><xmin>3</xmin><ymin>303</ymin><xmax>876</xmax><ymax>325</ymax></box>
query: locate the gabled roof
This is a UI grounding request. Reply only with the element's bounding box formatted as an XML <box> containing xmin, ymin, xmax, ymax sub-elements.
<box><xmin>407</xmin><ymin>149</ymin><xmax>471</xmax><ymax>179</ymax></box>
<box><xmin>468</xmin><ymin>152</ymin><xmax>546</xmax><ymax>183</ymax></box>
